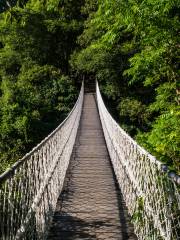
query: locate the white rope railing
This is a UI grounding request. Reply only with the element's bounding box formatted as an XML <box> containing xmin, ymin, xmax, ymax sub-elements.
<box><xmin>96</xmin><ymin>81</ymin><xmax>180</xmax><ymax>240</ymax></box>
<box><xmin>0</xmin><ymin>82</ymin><xmax>84</xmax><ymax>240</ymax></box>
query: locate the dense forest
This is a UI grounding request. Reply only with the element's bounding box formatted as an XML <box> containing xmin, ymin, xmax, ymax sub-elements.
<box><xmin>0</xmin><ymin>0</ymin><xmax>179</xmax><ymax>174</ymax></box>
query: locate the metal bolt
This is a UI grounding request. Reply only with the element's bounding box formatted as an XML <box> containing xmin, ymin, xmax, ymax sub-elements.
<box><xmin>161</xmin><ymin>164</ymin><xmax>168</xmax><ymax>173</ymax></box>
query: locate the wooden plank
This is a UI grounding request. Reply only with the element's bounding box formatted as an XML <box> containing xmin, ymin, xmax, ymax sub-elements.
<box><xmin>47</xmin><ymin>93</ymin><xmax>137</xmax><ymax>240</ymax></box>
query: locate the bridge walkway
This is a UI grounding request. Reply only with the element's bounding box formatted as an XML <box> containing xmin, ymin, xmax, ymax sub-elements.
<box><xmin>47</xmin><ymin>93</ymin><xmax>137</xmax><ymax>240</ymax></box>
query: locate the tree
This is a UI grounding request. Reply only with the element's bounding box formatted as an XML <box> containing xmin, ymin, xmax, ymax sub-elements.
<box><xmin>71</xmin><ymin>0</ymin><xmax>180</xmax><ymax>173</ymax></box>
<box><xmin>0</xmin><ymin>0</ymin><xmax>86</xmax><ymax>173</ymax></box>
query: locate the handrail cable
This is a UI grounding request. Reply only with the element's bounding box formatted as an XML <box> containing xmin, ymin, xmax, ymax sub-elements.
<box><xmin>0</xmin><ymin>82</ymin><xmax>84</xmax><ymax>240</ymax></box>
<box><xmin>96</xmin><ymin>81</ymin><xmax>180</xmax><ymax>240</ymax></box>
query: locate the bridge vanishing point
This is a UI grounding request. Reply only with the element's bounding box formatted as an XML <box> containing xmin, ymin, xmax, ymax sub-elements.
<box><xmin>0</xmin><ymin>81</ymin><xmax>180</xmax><ymax>240</ymax></box>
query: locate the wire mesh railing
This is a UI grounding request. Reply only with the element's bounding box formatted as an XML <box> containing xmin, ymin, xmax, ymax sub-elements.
<box><xmin>0</xmin><ymin>82</ymin><xmax>84</xmax><ymax>240</ymax></box>
<box><xmin>96</xmin><ymin>81</ymin><xmax>180</xmax><ymax>240</ymax></box>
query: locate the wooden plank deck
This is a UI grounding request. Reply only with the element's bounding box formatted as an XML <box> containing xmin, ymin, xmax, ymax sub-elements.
<box><xmin>47</xmin><ymin>93</ymin><xmax>137</xmax><ymax>240</ymax></box>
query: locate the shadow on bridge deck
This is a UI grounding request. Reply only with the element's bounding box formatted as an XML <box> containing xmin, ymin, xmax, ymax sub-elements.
<box><xmin>47</xmin><ymin>93</ymin><xmax>137</xmax><ymax>240</ymax></box>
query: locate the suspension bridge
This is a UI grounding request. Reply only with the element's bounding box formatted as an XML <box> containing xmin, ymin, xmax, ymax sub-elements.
<box><xmin>0</xmin><ymin>81</ymin><xmax>179</xmax><ymax>240</ymax></box>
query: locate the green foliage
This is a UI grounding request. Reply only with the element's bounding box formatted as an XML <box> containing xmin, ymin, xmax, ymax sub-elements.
<box><xmin>132</xmin><ymin>197</ymin><xmax>144</xmax><ymax>225</ymax></box>
<box><xmin>71</xmin><ymin>0</ymin><xmax>180</xmax><ymax>173</ymax></box>
<box><xmin>118</xmin><ymin>98</ymin><xmax>151</xmax><ymax>135</ymax></box>
<box><xmin>0</xmin><ymin>0</ymin><xmax>86</xmax><ymax>173</ymax></box>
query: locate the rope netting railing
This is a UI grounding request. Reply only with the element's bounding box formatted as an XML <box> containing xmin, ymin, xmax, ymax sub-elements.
<box><xmin>96</xmin><ymin>81</ymin><xmax>180</xmax><ymax>240</ymax></box>
<box><xmin>0</xmin><ymin>82</ymin><xmax>84</xmax><ymax>240</ymax></box>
